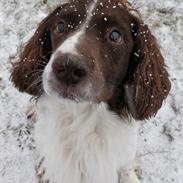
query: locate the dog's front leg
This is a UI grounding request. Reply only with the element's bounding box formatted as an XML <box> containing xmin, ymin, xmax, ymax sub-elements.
<box><xmin>26</xmin><ymin>102</ymin><xmax>37</xmax><ymax>122</ymax></box>
<box><xmin>119</xmin><ymin>170</ymin><xmax>140</xmax><ymax>183</ymax></box>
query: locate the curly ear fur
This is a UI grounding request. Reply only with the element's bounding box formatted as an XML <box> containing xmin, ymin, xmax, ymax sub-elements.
<box><xmin>124</xmin><ymin>20</ymin><xmax>171</xmax><ymax>120</ymax></box>
<box><xmin>11</xmin><ymin>7</ymin><xmax>62</xmax><ymax>96</ymax></box>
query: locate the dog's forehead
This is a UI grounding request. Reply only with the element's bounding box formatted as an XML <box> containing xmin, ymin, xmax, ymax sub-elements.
<box><xmin>57</xmin><ymin>0</ymin><xmax>129</xmax><ymax>55</ymax></box>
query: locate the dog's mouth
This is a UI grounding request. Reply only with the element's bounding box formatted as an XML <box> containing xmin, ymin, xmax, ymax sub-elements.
<box><xmin>54</xmin><ymin>82</ymin><xmax>114</xmax><ymax>104</ymax></box>
<box><xmin>59</xmin><ymin>87</ymin><xmax>87</xmax><ymax>102</ymax></box>
<box><xmin>43</xmin><ymin>74</ymin><xmax>98</xmax><ymax>102</ymax></box>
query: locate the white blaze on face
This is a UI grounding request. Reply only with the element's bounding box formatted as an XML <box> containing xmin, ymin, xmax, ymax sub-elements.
<box><xmin>43</xmin><ymin>1</ymin><xmax>99</xmax><ymax>97</ymax></box>
<box><xmin>58</xmin><ymin>0</ymin><xmax>98</xmax><ymax>55</ymax></box>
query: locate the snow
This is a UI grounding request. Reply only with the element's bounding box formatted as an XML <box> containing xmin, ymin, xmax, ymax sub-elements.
<box><xmin>0</xmin><ymin>0</ymin><xmax>183</xmax><ymax>182</ymax></box>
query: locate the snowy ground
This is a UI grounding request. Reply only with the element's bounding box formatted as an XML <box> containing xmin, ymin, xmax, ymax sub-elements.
<box><xmin>0</xmin><ymin>0</ymin><xmax>183</xmax><ymax>183</ymax></box>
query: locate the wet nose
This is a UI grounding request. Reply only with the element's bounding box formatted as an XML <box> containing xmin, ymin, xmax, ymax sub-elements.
<box><xmin>52</xmin><ymin>55</ymin><xmax>87</xmax><ymax>85</ymax></box>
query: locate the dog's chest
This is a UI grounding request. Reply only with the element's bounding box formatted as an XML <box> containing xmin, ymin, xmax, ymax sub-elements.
<box><xmin>35</xmin><ymin>96</ymin><xmax>137</xmax><ymax>183</ymax></box>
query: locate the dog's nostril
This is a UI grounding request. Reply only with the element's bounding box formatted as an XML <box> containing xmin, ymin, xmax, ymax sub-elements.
<box><xmin>57</xmin><ymin>64</ymin><xmax>65</xmax><ymax>73</ymax></box>
<box><xmin>73</xmin><ymin>68</ymin><xmax>86</xmax><ymax>78</ymax></box>
<box><xmin>52</xmin><ymin>61</ymin><xmax>65</xmax><ymax>72</ymax></box>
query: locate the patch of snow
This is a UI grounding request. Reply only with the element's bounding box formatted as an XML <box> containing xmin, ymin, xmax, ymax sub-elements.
<box><xmin>0</xmin><ymin>0</ymin><xmax>183</xmax><ymax>183</ymax></box>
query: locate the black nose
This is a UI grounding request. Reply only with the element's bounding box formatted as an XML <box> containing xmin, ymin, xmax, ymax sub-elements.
<box><xmin>52</xmin><ymin>55</ymin><xmax>87</xmax><ymax>85</ymax></box>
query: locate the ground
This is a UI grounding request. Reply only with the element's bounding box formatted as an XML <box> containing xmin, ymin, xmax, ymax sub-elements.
<box><xmin>0</xmin><ymin>0</ymin><xmax>183</xmax><ymax>182</ymax></box>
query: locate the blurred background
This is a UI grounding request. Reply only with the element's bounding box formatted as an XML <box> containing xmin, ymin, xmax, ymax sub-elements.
<box><xmin>0</xmin><ymin>0</ymin><xmax>183</xmax><ymax>182</ymax></box>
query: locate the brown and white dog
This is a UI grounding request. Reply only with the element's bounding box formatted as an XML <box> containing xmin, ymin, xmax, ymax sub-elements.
<box><xmin>11</xmin><ymin>0</ymin><xmax>171</xmax><ymax>182</ymax></box>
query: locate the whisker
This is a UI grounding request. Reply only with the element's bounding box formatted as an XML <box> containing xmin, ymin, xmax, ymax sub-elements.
<box><xmin>24</xmin><ymin>70</ymin><xmax>43</xmax><ymax>77</ymax></box>
<box><xmin>26</xmin><ymin>77</ymin><xmax>42</xmax><ymax>91</ymax></box>
<box><xmin>35</xmin><ymin>62</ymin><xmax>48</xmax><ymax>67</ymax></box>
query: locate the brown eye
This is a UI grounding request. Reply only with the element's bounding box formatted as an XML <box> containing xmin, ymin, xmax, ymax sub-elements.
<box><xmin>109</xmin><ymin>30</ymin><xmax>121</xmax><ymax>43</ymax></box>
<box><xmin>57</xmin><ymin>22</ymin><xmax>65</xmax><ymax>33</ymax></box>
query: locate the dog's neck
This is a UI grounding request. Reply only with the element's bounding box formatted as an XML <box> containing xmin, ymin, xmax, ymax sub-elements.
<box><xmin>35</xmin><ymin>95</ymin><xmax>138</xmax><ymax>183</ymax></box>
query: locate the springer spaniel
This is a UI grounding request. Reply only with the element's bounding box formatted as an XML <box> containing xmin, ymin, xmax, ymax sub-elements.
<box><xmin>11</xmin><ymin>0</ymin><xmax>171</xmax><ymax>183</ymax></box>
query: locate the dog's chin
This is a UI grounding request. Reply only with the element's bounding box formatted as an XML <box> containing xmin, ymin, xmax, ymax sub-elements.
<box><xmin>42</xmin><ymin>75</ymin><xmax>112</xmax><ymax>104</ymax></box>
<box><xmin>59</xmin><ymin>91</ymin><xmax>90</xmax><ymax>103</ymax></box>
<box><xmin>43</xmin><ymin>82</ymin><xmax>97</xmax><ymax>104</ymax></box>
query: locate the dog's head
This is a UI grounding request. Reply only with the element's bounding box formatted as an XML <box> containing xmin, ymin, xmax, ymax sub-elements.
<box><xmin>11</xmin><ymin>0</ymin><xmax>171</xmax><ymax>120</ymax></box>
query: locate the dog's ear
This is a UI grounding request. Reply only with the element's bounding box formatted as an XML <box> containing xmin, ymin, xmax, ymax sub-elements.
<box><xmin>11</xmin><ymin>7</ymin><xmax>63</xmax><ymax>96</ymax></box>
<box><xmin>123</xmin><ymin>20</ymin><xmax>171</xmax><ymax>120</ymax></box>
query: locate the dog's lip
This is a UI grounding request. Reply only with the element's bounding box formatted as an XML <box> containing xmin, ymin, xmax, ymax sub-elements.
<box><xmin>46</xmin><ymin>77</ymin><xmax>85</xmax><ymax>101</ymax></box>
<box><xmin>58</xmin><ymin>89</ymin><xmax>85</xmax><ymax>102</ymax></box>
<box><xmin>46</xmin><ymin>75</ymin><xmax>99</xmax><ymax>102</ymax></box>
<box><xmin>62</xmin><ymin>91</ymin><xmax>76</xmax><ymax>100</ymax></box>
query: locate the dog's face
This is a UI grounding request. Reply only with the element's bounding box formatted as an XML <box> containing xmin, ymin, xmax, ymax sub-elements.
<box><xmin>11</xmin><ymin>0</ymin><xmax>171</xmax><ymax>120</ymax></box>
<box><xmin>44</xmin><ymin>0</ymin><xmax>134</xmax><ymax>102</ymax></box>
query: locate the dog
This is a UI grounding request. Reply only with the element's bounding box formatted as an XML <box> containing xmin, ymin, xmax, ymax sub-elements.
<box><xmin>11</xmin><ymin>0</ymin><xmax>171</xmax><ymax>182</ymax></box>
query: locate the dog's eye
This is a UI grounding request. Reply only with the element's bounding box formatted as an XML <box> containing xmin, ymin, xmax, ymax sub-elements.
<box><xmin>57</xmin><ymin>22</ymin><xmax>65</xmax><ymax>33</ymax></box>
<box><xmin>109</xmin><ymin>30</ymin><xmax>121</xmax><ymax>43</ymax></box>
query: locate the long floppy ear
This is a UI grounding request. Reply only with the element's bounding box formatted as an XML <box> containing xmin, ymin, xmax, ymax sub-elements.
<box><xmin>124</xmin><ymin>20</ymin><xmax>171</xmax><ymax>120</ymax></box>
<box><xmin>11</xmin><ymin>7</ymin><xmax>62</xmax><ymax>96</ymax></box>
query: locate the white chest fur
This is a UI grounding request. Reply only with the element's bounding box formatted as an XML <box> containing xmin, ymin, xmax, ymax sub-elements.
<box><xmin>35</xmin><ymin>96</ymin><xmax>138</xmax><ymax>183</ymax></box>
